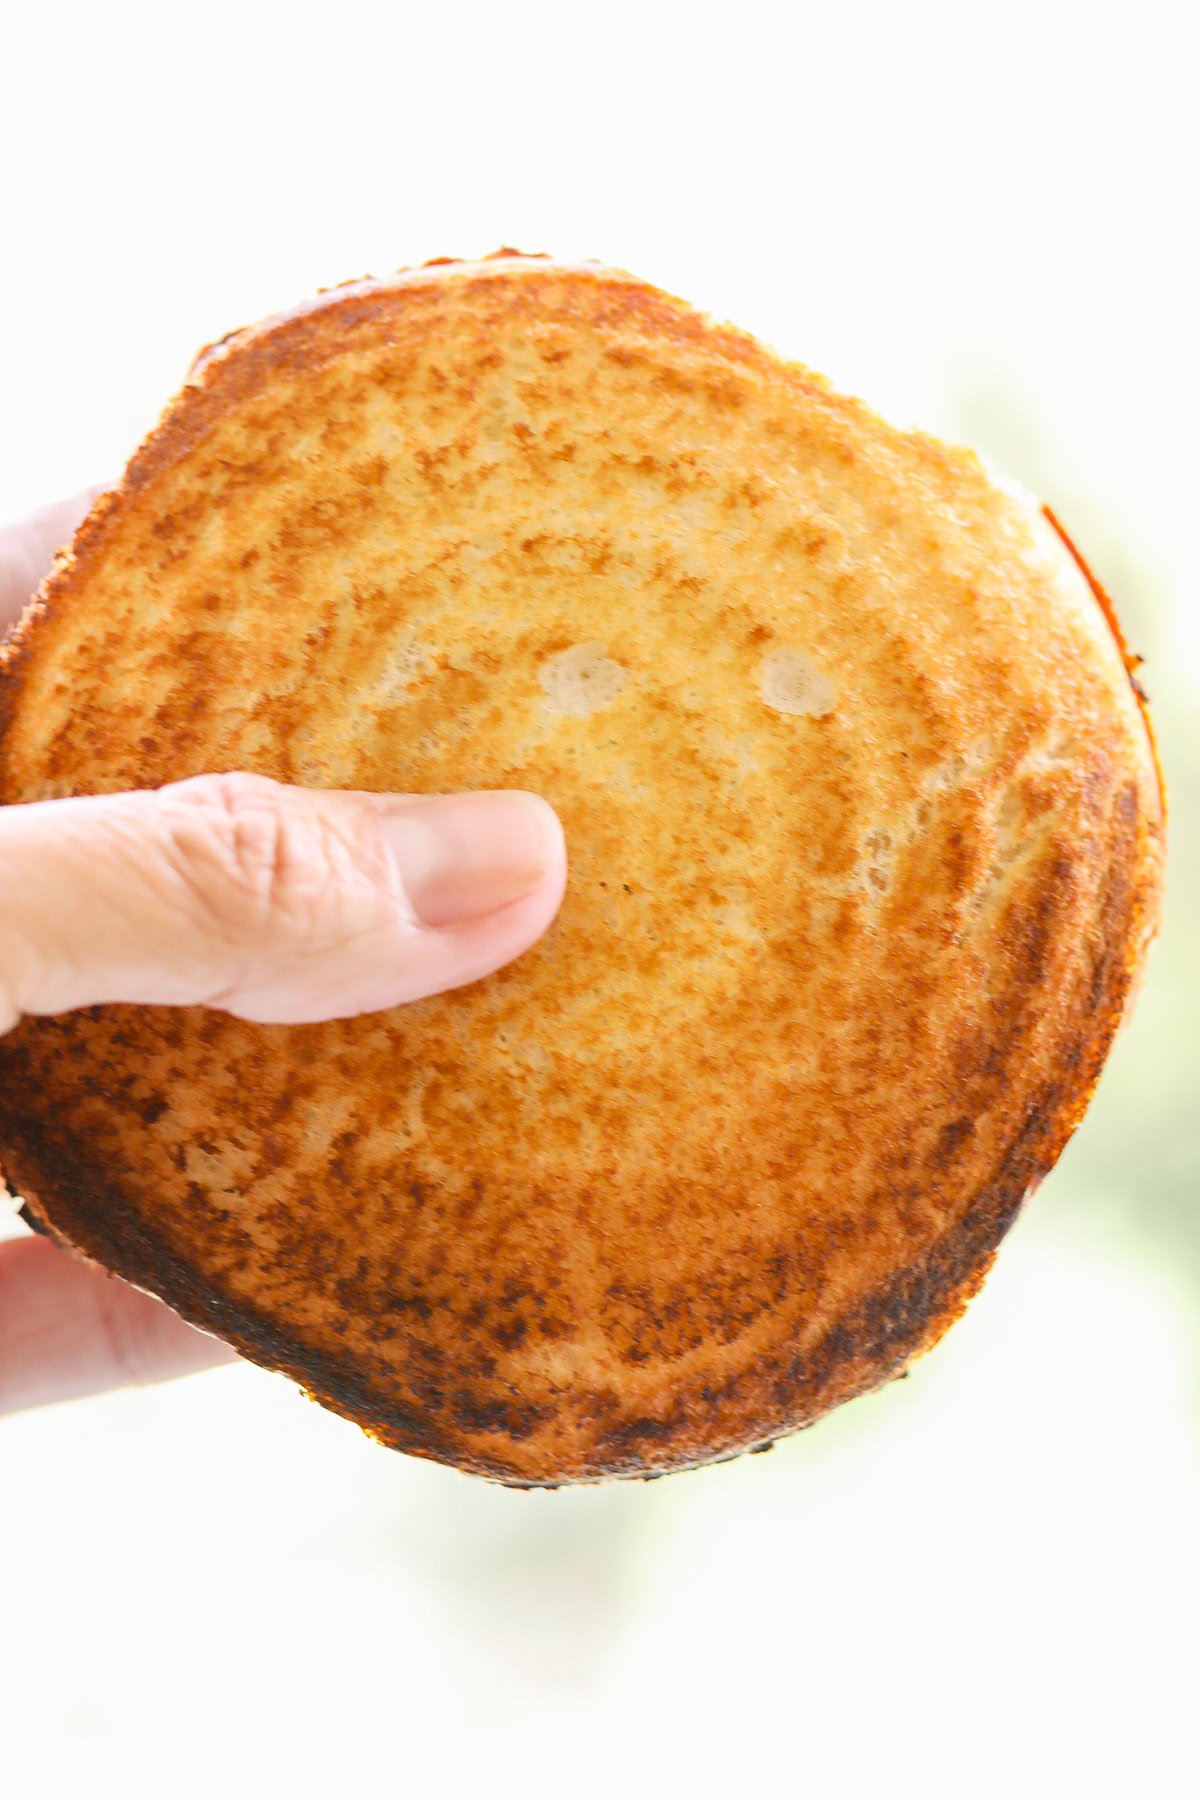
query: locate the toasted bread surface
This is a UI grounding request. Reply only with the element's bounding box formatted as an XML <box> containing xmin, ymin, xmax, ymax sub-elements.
<box><xmin>0</xmin><ymin>255</ymin><xmax>1163</xmax><ymax>1481</ymax></box>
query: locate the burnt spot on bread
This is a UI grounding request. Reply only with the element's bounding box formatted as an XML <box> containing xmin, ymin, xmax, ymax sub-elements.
<box><xmin>450</xmin><ymin>1392</ymin><xmax>554</xmax><ymax>1441</ymax></box>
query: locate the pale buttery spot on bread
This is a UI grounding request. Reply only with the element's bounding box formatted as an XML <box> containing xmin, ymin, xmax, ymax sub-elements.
<box><xmin>538</xmin><ymin>643</ymin><xmax>628</xmax><ymax>717</ymax></box>
<box><xmin>756</xmin><ymin>646</ymin><xmax>837</xmax><ymax>718</ymax></box>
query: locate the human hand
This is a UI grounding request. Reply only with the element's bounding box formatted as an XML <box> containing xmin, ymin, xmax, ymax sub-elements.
<box><xmin>0</xmin><ymin>491</ymin><xmax>567</xmax><ymax>1417</ymax></box>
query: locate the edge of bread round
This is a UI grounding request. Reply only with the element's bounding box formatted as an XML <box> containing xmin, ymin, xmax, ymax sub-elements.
<box><xmin>0</xmin><ymin>254</ymin><xmax>1164</xmax><ymax>1482</ymax></box>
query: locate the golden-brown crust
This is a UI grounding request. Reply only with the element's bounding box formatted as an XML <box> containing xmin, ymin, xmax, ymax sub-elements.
<box><xmin>0</xmin><ymin>254</ymin><xmax>1164</xmax><ymax>1482</ymax></box>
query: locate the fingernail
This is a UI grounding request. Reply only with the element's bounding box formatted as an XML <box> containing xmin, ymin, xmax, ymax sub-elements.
<box><xmin>379</xmin><ymin>791</ymin><xmax>563</xmax><ymax>928</ymax></box>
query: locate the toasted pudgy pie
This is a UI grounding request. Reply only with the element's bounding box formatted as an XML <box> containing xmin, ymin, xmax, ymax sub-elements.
<box><xmin>0</xmin><ymin>254</ymin><xmax>1163</xmax><ymax>1483</ymax></box>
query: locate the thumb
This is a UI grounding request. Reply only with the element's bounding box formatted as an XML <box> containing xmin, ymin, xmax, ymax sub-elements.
<box><xmin>0</xmin><ymin>772</ymin><xmax>566</xmax><ymax>1029</ymax></box>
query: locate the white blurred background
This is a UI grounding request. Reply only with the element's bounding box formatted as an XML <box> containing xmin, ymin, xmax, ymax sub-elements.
<box><xmin>2</xmin><ymin>3</ymin><xmax>1197</xmax><ymax>1795</ymax></box>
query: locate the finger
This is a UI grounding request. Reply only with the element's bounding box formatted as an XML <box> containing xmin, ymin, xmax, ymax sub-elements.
<box><xmin>0</xmin><ymin>484</ymin><xmax>108</xmax><ymax>634</ymax></box>
<box><xmin>0</xmin><ymin>772</ymin><xmax>567</xmax><ymax>1029</ymax></box>
<box><xmin>0</xmin><ymin>1234</ymin><xmax>238</xmax><ymax>1415</ymax></box>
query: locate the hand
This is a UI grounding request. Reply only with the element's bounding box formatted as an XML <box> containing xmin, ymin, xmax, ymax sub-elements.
<box><xmin>0</xmin><ymin>492</ymin><xmax>567</xmax><ymax>1417</ymax></box>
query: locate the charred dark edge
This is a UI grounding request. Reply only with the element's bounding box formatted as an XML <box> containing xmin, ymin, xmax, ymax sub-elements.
<box><xmin>1</xmin><ymin>1112</ymin><xmax>1019</xmax><ymax>1486</ymax></box>
<box><xmin>0</xmin><ymin>906</ymin><xmax>1140</xmax><ymax>1488</ymax></box>
<box><xmin>0</xmin><ymin>1171</ymin><xmax>49</xmax><ymax>1236</ymax></box>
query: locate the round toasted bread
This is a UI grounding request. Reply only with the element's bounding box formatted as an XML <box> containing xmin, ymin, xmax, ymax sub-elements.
<box><xmin>0</xmin><ymin>254</ymin><xmax>1163</xmax><ymax>1483</ymax></box>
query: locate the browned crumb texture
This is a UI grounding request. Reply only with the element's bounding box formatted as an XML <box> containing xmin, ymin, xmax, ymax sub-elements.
<box><xmin>0</xmin><ymin>254</ymin><xmax>1163</xmax><ymax>1482</ymax></box>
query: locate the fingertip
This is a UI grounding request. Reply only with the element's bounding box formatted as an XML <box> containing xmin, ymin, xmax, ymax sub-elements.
<box><xmin>403</xmin><ymin>828</ymin><xmax>568</xmax><ymax>1003</ymax></box>
<box><xmin>501</xmin><ymin>788</ymin><xmax>569</xmax><ymax>920</ymax></box>
<box><xmin>375</xmin><ymin>787</ymin><xmax>567</xmax><ymax>930</ymax></box>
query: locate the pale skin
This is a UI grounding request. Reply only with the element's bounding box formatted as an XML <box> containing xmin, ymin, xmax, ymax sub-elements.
<box><xmin>0</xmin><ymin>491</ymin><xmax>568</xmax><ymax>1416</ymax></box>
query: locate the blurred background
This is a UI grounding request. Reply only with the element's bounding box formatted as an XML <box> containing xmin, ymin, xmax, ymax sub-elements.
<box><xmin>2</xmin><ymin>2</ymin><xmax>1196</xmax><ymax>1794</ymax></box>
